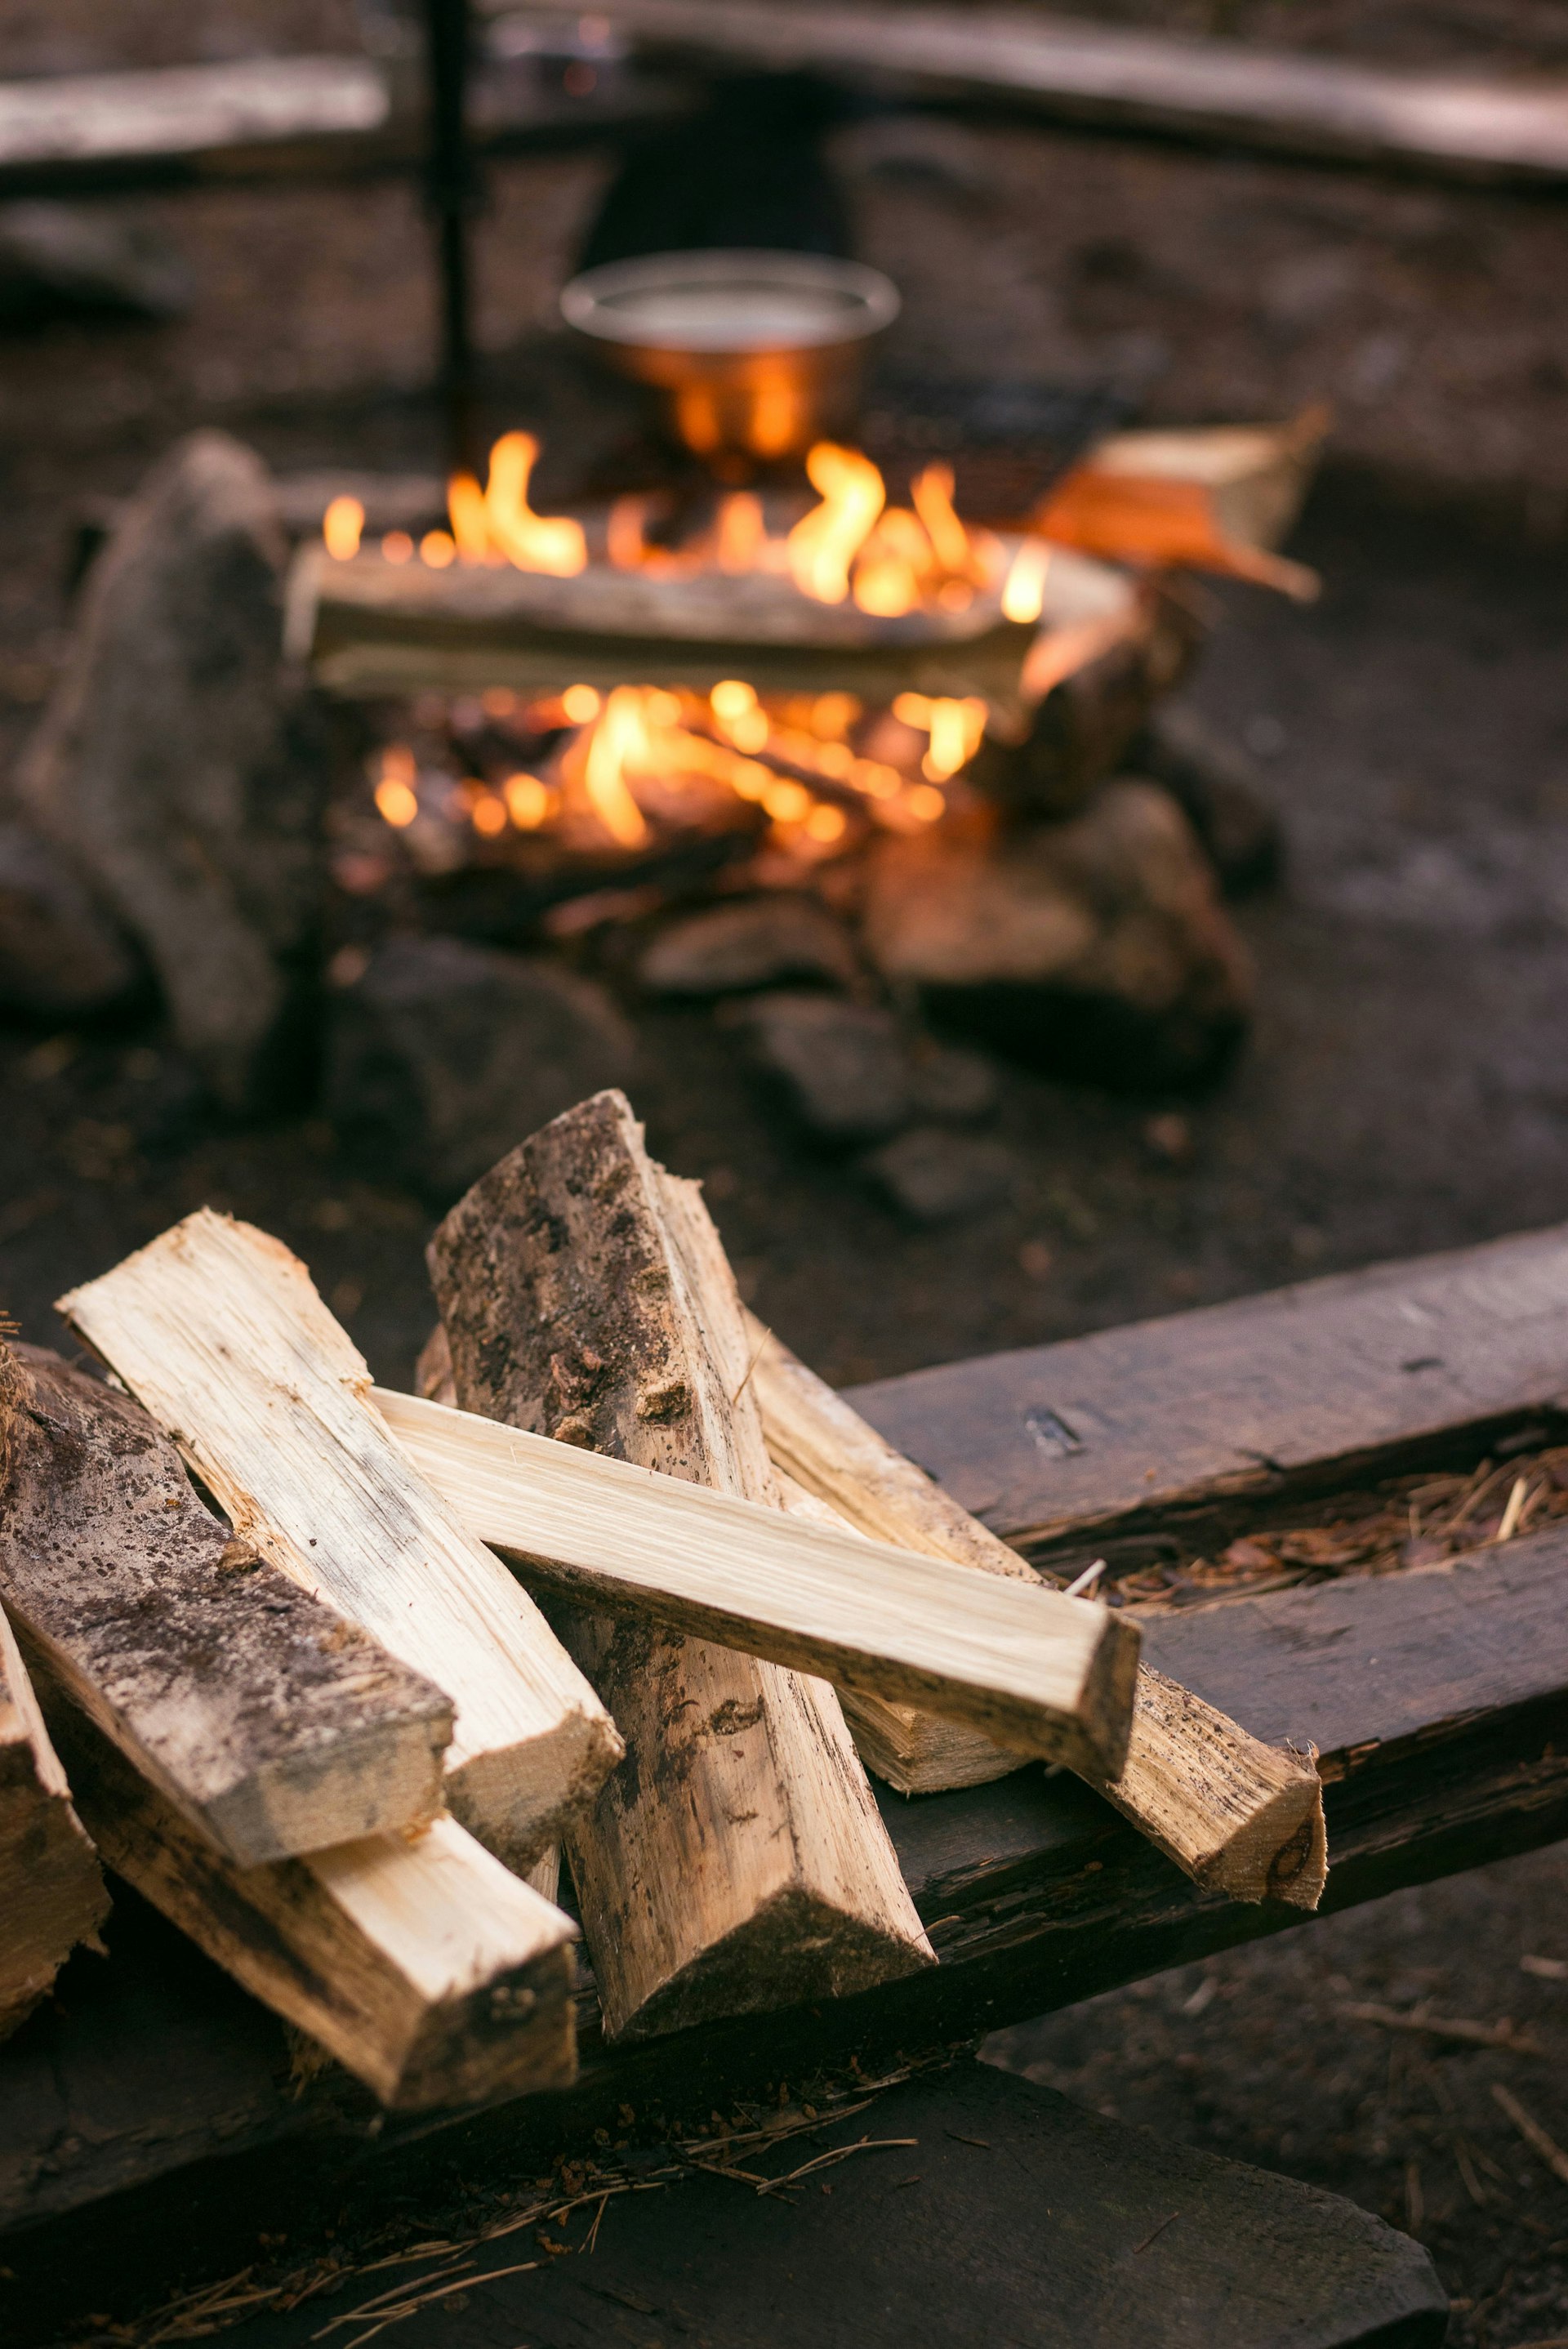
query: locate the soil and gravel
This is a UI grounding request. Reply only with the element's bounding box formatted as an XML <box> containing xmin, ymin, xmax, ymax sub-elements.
<box><xmin>3</xmin><ymin>7</ymin><xmax>1568</xmax><ymax>2342</ymax></box>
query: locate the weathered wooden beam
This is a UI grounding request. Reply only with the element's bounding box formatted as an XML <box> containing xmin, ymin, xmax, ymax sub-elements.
<box><xmin>572</xmin><ymin>0</ymin><xmax>1568</xmax><ymax>186</ymax></box>
<box><xmin>428</xmin><ymin>1091</ymin><xmax>933</xmax><ymax>2039</ymax></box>
<box><xmin>751</xmin><ymin>1322</ymin><xmax>1325</xmax><ymax>1907</ymax></box>
<box><xmin>38</xmin><ymin>1683</ymin><xmax>577</xmax><ymax>2113</ymax></box>
<box><xmin>846</xmin><ymin>1220</ymin><xmax>1568</xmax><ymax>1562</ymax></box>
<box><xmin>58</xmin><ymin>1213</ymin><xmax>621</xmax><ymax>1871</ymax></box>
<box><xmin>0</xmin><ymin>1598</ymin><xmax>106</xmax><ymax>2043</ymax></box>
<box><xmin>376</xmin><ymin>1380</ymin><xmax>1138</xmax><ymax>1777</ymax></box>
<box><xmin>0</xmin><ymin>1343</ymin><xmax>452</xmax><ymax>1865</ymax></box>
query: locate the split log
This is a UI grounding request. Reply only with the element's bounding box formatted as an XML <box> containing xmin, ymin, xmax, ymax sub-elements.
<box><xmin>0</xmin><ymin>1343</ymin><xmax>452</xmax><ymax>1865</ymax></box>
<box><xmin>376</xmin><ymin>1382</ymin><xmax>1138</xmax><ymax>1776</ymax></box>
<box><xmin>297</xmin><ymin>540</ymin><xmax>1020</xmax><ymax>660</ymax></box>
<box><xmin>58</xmin><ymin>1212</ymin><xmax>622</xmax><ymax>1871</ymax></box>
<box><xmin>426</xmin><ymin>1090</ymin><xmax>933</xmax><ymax>2038</ymax></box>
<box><xmin>0</xmin><ymin>1598</ymin><xmax>106</xmax><ymax>2042</ymax></box>
<box><xmin>751</xmin><ymin>1322</ymin><xmax>1325</xmax><ymax>1908</ymax></box>
<box><xmin>38</xmin><ymin>1687</ymin><xmax>577</xmax><ymax>2112</ymax></box>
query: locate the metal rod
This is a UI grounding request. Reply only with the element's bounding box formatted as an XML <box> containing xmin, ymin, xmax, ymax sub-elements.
<box><xmin>424</xmin><ymin>0</ymin><xmax>477</xmax><ymax>475</ymax></box>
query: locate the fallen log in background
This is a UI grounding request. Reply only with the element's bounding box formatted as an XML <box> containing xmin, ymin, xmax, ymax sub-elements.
<box><xmin>40</xmin><ymin>1688</ymin><xmax>577</xmax><ymax>2111</ymax></box>
<box><xmin>750</xmin><ymin>1320</ymin><xmax>1325</xmax><ymax>1907</ymax></box>
<box><xmin>59</xmin><ymin>1211</ymin><xmax>622</xmax><ymax>1871</ymax></box>
<box><xmin>0</xmin><ymin>1342</ymin><xmax>453</xmax><ymax>1865</ymax></box>
<box><xmin>376</xmin><ymin>1383</ymin><xmax>1138</xmax><ymax>1777</ymax></box>
<box><xmin>0</xmin><ymin>1598</ymin><xmax>106</xmax><ymax>2042</ymax></box>
<box><xmin>427</xmin><ymin>1090</ymin><xmax>933</xmax><ymax>2039</ymax></box>
<box><xmin>577</xmin><ymin>0</ymin><xmax>1568</xmax><ymax>186</ymax></box>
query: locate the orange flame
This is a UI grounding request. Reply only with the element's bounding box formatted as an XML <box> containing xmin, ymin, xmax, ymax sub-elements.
<box><xmin>444</xmin><ymin>433</ymin><xmax>587</xmax><ymax>577</ymax></box>
<box><xmin>787</xmin><ymin>444</ymin><xmax>886</xmax><ymax>604</ymax></box>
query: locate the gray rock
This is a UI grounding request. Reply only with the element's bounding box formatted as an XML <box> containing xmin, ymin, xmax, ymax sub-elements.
<box><xmin>861</xmin><ymin>782</ymin><xmax>1253</xmax><ymax>1089</ymax></box>
<box><xmin>1132</xmin><ymin>703</ymin><xmax>1282</xmax><ymax>896</ymax></box>
<box><xmin>325</xmin><ymin>934</ymin><xmax>636</xmax><ymax>1200</ymax></box>
<box><xmin>907</xmin><ymin>1036</ymin><xmax>1000</xmax><ymax>1124</ymax></box>
<box><xmin>0</xmin><ymin>822</ymin><xmax>140</xmax><ymax>1016</ymax></box>
<box><xmin>639</xmin><ymin>894</ymin><xmax>858</xmax><ymax>996</ymax></box>
<box><xmin>734</xmin><ymin>992</ymin><xmax>912</xmax><ymax>1143</ymax></box>
<box><xmin>860</xmin><ymin>1126</ymin><xmax>1017</xmax><ymax>1224</ymax></box>
<box><xmin>19</xmin><ymin>431</ymin><xmax>329</xmax><ymax>1110</ymax></box>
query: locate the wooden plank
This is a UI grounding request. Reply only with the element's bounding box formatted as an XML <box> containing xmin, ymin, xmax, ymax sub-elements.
<box><xmin>58</xmin><ymin>1213</ymin><xmax>621</xmax><ymax>1871</ymax></box>
<box><xmin>38</xmin><ymin>1683</ymin><xmax>577</xmax><ymax>2115</ymax></box>
<box><xmin>0</xmin><ymin>1599</ymin><xmax>106</xmax><ymax>2043</ymax></box>
<box><xmin>376</xmin><ymin>1384</ymin><xmax>1139</xmax><ymax>1777</ymax></box>
<box><xmin>577</xmin><ymin>0</ymin><xmax>1568</xmax><ymax>185</ymax></box>
<box><xmin>0</xmin><ymin>1344</ymin><xmax>453</xmax><ymax>1866</ymax></box>
<box><xmin>847</xmin><ymin>1222</ymin><xmax>1568</xmax><ymax>1561</ymax></box>
<box><xmin>428</xmin><ymin>1092</ymin><xmax>932</xmax><ymax>2040</ymax></box>
<box><xmin>751</xmin><ymin>1321</ymin><xmax>1324</xmax><ymax>1905</ymax></box>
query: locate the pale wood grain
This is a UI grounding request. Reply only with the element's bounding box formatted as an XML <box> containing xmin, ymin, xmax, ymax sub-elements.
<box><xmin>0</xmin><ymin>1598</ymin><xmax>107</xmax><ymax>2041</ymax></box>
<box><xmin>0</xmin><ymin>1343</ymin><xmax>452</xmax><ymax>1865</ymax></box>
<box><xmin>755</xmin><ymin>1322</ymin><xmax>1324</xmax><ymax>1906</ymax></box>
<box><xmin>427</xmin><ymin>1090</ymin><xmax>932</xmax><ymax>2039</ymax></box>
<box><xmin>376</xmin><ymin>1382</ymin><xmax>1138</xmax><ymax>1777</ymax></box>
<box><xmin>59</xmin><ymin>1212</ymin><xmax>621</xmax><ymax>1870</ymax></box>
<box><xmin>40</xmin><ymin>1681</ymin><xmax>577</xmax><ymax>2111</ymax></box>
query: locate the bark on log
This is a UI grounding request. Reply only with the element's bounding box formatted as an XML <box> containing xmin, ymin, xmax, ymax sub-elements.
<box><xmin>427</xmin><ymin>1089</ymin><xmax>933</xmax><ymax>2039</ymax></box>
<box><xmin>58</xmin><ymin>1212</ymin><xmax>622</xmax><ymax>1870</ymax></box>
<box><xmin>750</xmin><ymin>1320</ymin><xmax>1325</xmax><ymax>1908</ymax></box>
<box><xmin>0</xmin><ymin>1343</ymin><xmax>452</xmax><ymax>1865</ymax></box>
<box><xmin>0</xmin><ymin>1598</ymin><xmax>106</xmax><ymax>2042</ymax></box>
<box><xmin>38</xmin><ymin>1687</ymin><xmax>577</xmax><ymax>2112</ymax></box>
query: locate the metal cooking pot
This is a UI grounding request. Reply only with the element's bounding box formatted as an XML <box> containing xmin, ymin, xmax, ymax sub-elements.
<box><xmin>559</xmin><ymin>248</ymin><xmax>901</xmax><ymax>466</ymax></box>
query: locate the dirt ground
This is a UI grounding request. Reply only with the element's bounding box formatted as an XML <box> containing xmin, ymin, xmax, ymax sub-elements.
<box><xmin>4</xmin><ymin>8</ymin><xmax>1568</xmax><ymax>2342</ymax></box>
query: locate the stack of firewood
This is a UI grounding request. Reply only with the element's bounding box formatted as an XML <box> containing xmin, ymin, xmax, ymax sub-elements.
<box><xmin>0</xmin><ymin>1091</ymin><xmax>1325</xmax><ymax>2106</ymax></box>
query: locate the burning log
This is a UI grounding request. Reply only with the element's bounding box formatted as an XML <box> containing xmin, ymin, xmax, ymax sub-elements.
<box><xmin>376</xmin><ymin>1379</ymin><xmax>1138</xmax><ymax>1776</ymax></box>
<box><xmin>41</xmin><ymin>1696</ymin><xmax>577</xmax><ymax>2111</ymax></box>
<box><xmin>745</xmin><ymin>1323</ymin><xmax>1325</xmax><ymax>1908</ymax></box>
<box><xmin>0</xmin><ymin>1596</ymin><xmax>106</xmax><ymax>2043</ymax></box>
<box><xmin>0</xmin><ymin>1344</ymin><xmax>453</xmax><ymax>1865</ymax></box>
<box><xmin>57</xmin><ymin>1213</ymin><xmax>623</xmax><ymax>1871</ymax></box>
<box><xmin>426</xmin><ymin>1091</ymin><xmax>933</xmax><ymax>2039</ymax></box>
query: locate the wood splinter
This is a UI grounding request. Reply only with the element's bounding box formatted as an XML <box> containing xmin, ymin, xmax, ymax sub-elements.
<box><xmin>58</xmin><ymin>1212</ymin><xmax>623</xmax><ymax>1870</ymax></box>
<box><xmin>747</xmin><ymin>1320</ymin><xmax>1325</xmax><ymax>1910</ymax></box>
<box><xmin>426</xmin><ymin>1089</ymin><xmax>934</xmax><ymax>2041</ymax></box>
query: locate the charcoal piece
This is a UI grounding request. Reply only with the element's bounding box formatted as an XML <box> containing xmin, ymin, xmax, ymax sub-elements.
<box><xmin>1131</xmin><ymin>703</ymin><xmax>1284</xmax><ymax>896</ymax></box>
<box><xmin>861</xmin><ymin>1126</ymin><xmax>1017</xmax><ymax>1224</ymax></box>
<box><xmin>733</xmin><ymin>992</ymin><xmax>912</xmax><ymax>1143</ymax></box>
<box><xmin>19</xmin><ymin>432</ymin><xmax>330</xmax><ymax>1111</ymax></box>
<box><xmin>862</xmin><ymin>783</ymin><xmax>1253</xmax><ymax>1090</ymax></box>
<box><xmin>324</xmin><ymin>934</ymin><xmax>636</xmax><ymax>1201</ymax></box>
<box><xmin>638</xmin><ymin>894</ymin><xmax>859</xmax><ymax>995</ymax></box>
<box><xmin>0</xmin><ymin>822</ymin><xmax>141</xmax><ymax>1018</ymax></box>
<box><xmin>969</xmin><ymin>591</ymin><xmax>1205</xmax><ymax>819</ymax></box>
